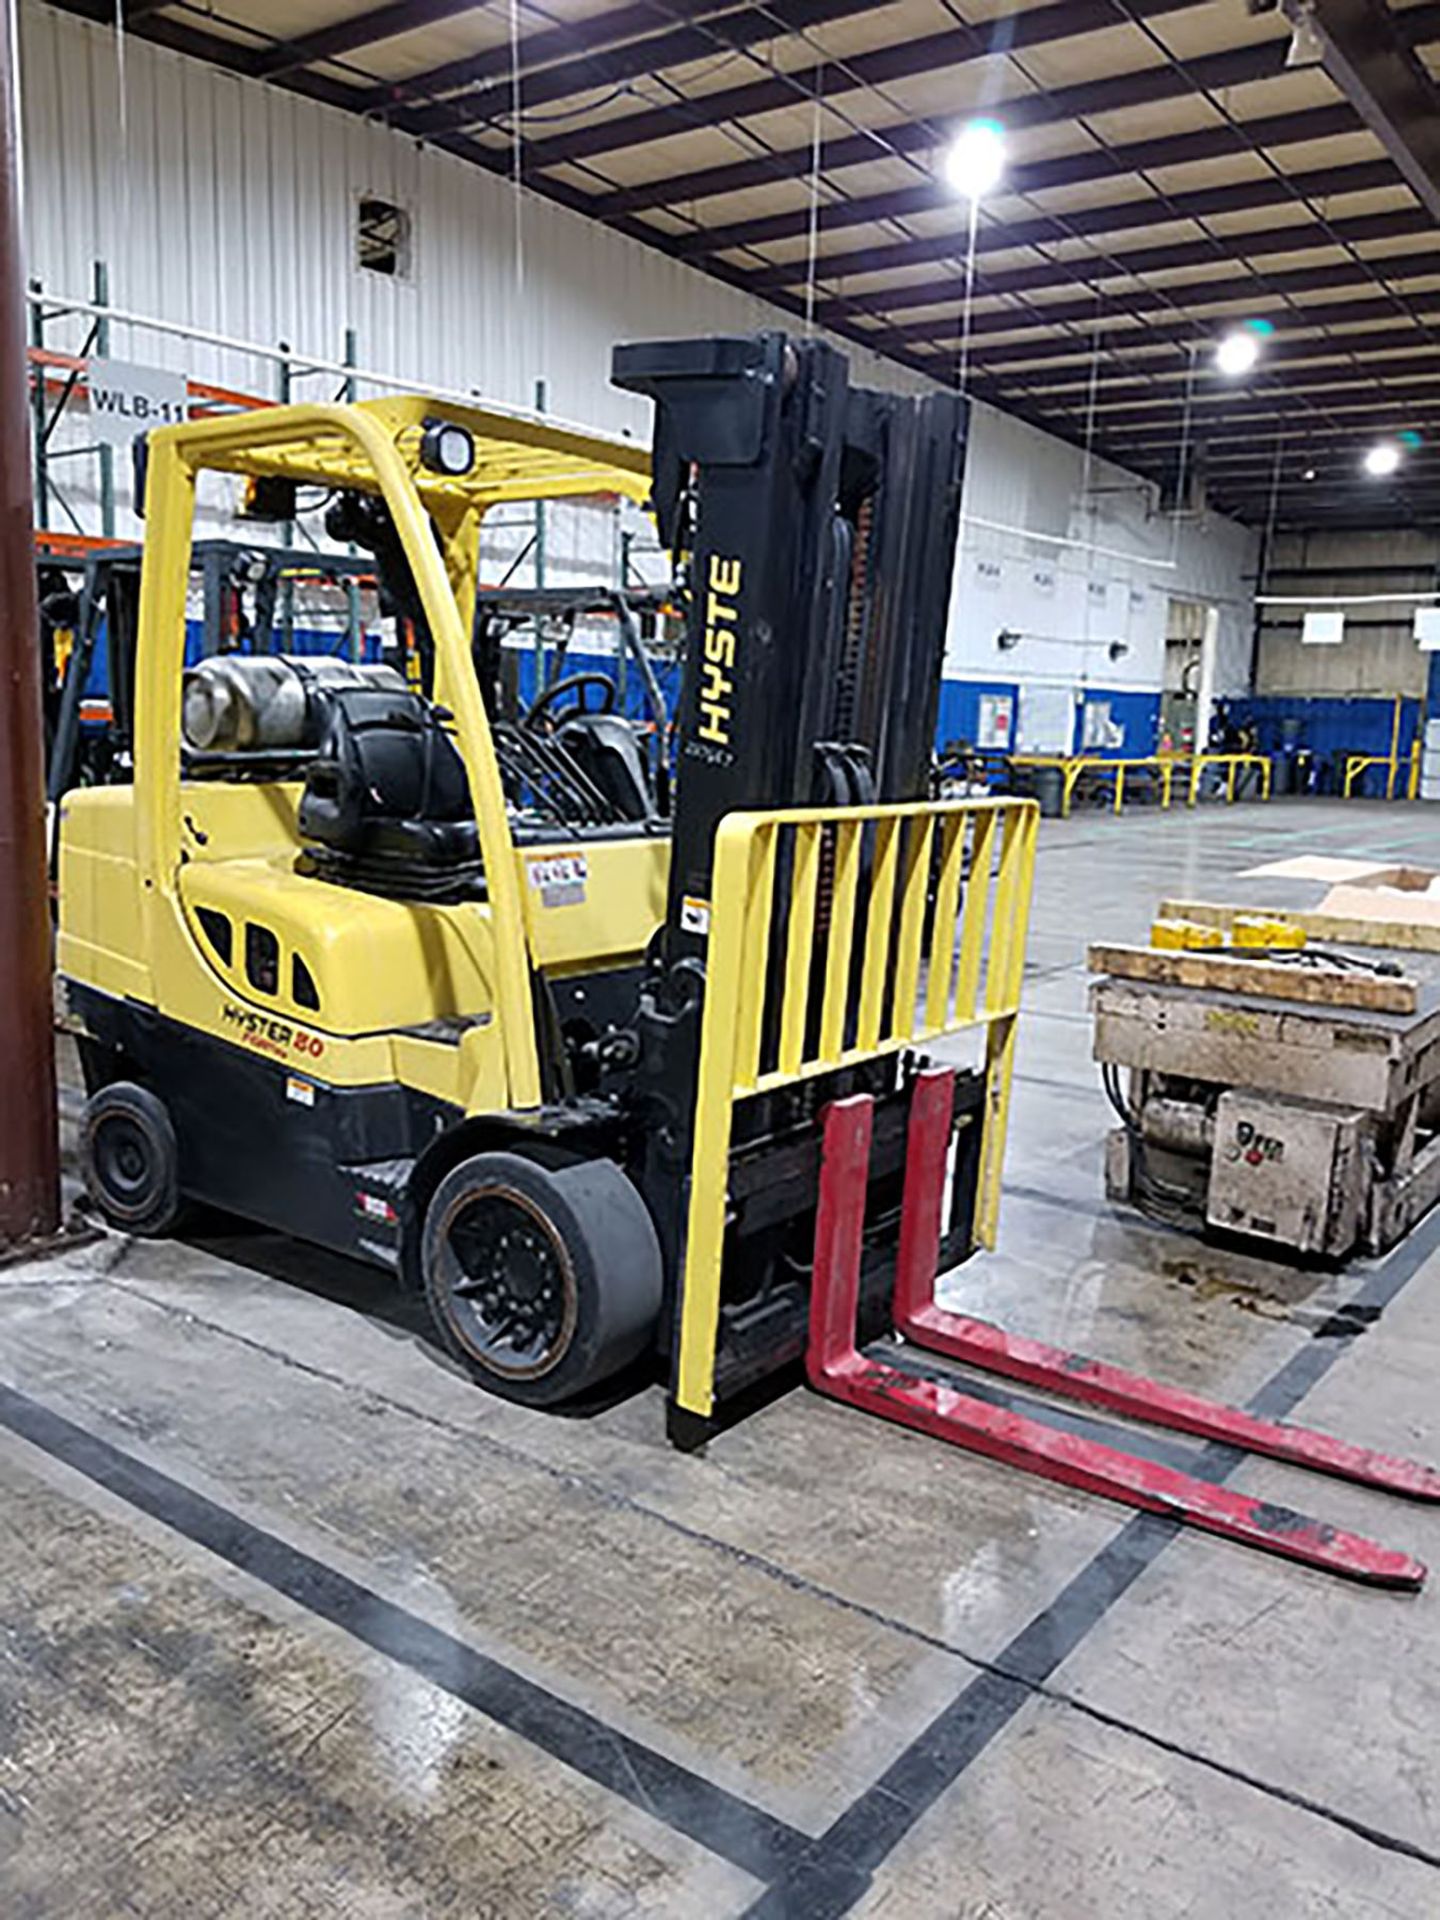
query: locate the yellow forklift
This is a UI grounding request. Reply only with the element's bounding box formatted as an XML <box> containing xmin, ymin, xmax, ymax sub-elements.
<box><xmin>57</xmin><ymin>335</ymin><xmax>1437</xmax><ymax>1585</ymax></box>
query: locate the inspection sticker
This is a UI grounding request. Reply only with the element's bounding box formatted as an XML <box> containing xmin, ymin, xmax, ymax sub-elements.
<box><xmin>680</xmin><ymin>895</ymin><xmax>711</xmax><ymax>937</ymax></box>
<box><xmin>527</xmin><ymin>852</ymin><xmax>588</xmax><ymax>909</ymax></box>
<box><xmin>285</xmin><ymin>1076</ymin><xmax>317</xmax><ymax>1108</ymax></box>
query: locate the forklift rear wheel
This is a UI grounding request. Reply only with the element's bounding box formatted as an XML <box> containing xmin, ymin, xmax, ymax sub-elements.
<box><xmin>81</xmin><ymin>1082</ymin><xmax>184</xmax><ymax>1236</ymax></box>
<box><xmin>421</xmin><ymin>1151</ymin><xmax>662</xmax><ymax>1407</ymax></box>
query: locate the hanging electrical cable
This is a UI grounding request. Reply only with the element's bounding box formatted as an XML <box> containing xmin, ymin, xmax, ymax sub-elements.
<box><xmin>509</xmin><ymin>0</ymin><xmax>525</xmax><ymax>296</ymax></box>
<box><xmin>803</xmin><ymin>69</ymin><xmax>824</xmax><ymax>336</ymax></box>
<box><xmin>1168</xmin><ymin>342</ymin><xmax>1200</xmax><ymax>565</ymax></box>
<box><xmin>954</xmin><ymin>193</ymin><xmax>981</xmax><ymax>400</ymax></box>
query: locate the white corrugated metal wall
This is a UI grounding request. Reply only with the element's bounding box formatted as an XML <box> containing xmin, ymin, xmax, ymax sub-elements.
<box><xmin>19</xmin><ymin>0</ymin><xmax>928</xmax><ymax>581</ymax></box>
<box><xmin>20</xmin><ymin>0</ymin><xmax>1258</xmax><ymax>721</ymax></box>
<box><xmin>19</xmin><ymin>0</ymin><xmax>926</xmax><ymax>435</ymax></box>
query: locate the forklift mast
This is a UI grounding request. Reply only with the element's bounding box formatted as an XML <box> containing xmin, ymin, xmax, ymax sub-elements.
<box><xmin>612</xmin><ymin>332</ymin><xmax>973</xmax><ymax>1385</ymax></box>
<box><xmin>612</xmin><ymin>333</ymin><xmax>967</xmax><ymax>961</ymax></box>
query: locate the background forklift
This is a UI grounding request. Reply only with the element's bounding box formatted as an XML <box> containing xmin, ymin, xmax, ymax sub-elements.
<box><xmin>58</xmin><ymin>334</ymin><xmax>1430</xmax><ymax>1585</ymax></box>
<box><xmin>42</xmin><ymin>539</ymin><xmax>383</xmax><ymax>810</ymax></box>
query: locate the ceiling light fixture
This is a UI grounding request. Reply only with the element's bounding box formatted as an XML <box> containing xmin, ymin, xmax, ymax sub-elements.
<box><xmin>1213</xmin><ymin>319</ymin><xmax>1272</xmax><ymax>378</ymax></box>
<box><xmin>1364</xmin><ymin>442</ymin><xmax>1401</xmax><ymax>478</ymax></box>
<box><xmin>1285</xmin><ymin>5</ymin><xmax>1326</xmax><ymax>69</ymax></box>
<box><xmin>944</xmin><ymin>118</ymin><xmax>1006</xmax><ymax>200</ymax></box>
<box><xmin>1303</xmin><ymin>467</ymin><xmax>1317</xmax><ymax>481</ymax></box>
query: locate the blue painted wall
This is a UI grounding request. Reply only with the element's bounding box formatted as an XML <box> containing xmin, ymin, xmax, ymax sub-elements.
<box><xmin>1227</xmin><ymin>693</ymin><xmax>1423</xmax><ymax>793</ymax></box>
<box><xmin>1076</xmin><ymin>689</ymin><xmax>1162</xmax><ymax>758</ymax></box>
<box><xmin>936</xmin><ymin>679</ymin><xmax>1162</xmax><ymax>758</ymax></box>
<box><xmin>935</xmin><ymin>678</ymin><xmax>1021</xmax><ymax>752</ymax></box>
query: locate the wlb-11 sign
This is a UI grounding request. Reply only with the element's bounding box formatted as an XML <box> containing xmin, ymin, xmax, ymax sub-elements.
<box><xmin>88</xmin><ymin>359</ymin><xmax>189</xmax><ymax>446</ymax></box>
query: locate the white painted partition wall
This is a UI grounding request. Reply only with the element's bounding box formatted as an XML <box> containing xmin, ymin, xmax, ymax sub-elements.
<box><xmin>950</xmin><ymin>403</ymin><xmax>1258</xmax><ymax>715</ymax></box>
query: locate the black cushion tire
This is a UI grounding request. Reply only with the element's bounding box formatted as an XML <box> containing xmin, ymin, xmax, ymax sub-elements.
<box><xmin>421</xmin><ymin>1150</ymin><xmax>662</xmax><ymax>1408</ymax></box>
<box><xmin>81</xmin><ymin>1082</ymin><xmax>184</xmax><ymax>1236</ymax></box>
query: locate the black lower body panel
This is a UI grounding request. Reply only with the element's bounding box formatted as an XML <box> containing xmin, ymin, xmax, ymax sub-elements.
<box><xmin>67</xmin><ymin>982</ymin><xmax>460</xmax><ymax>1271</ymax></box>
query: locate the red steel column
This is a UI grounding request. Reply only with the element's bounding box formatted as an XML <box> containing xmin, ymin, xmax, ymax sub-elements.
<box><xmin>0</xmin><ymin>0</ymin><xmax>59</xmax><ymax>1246</ymax></box>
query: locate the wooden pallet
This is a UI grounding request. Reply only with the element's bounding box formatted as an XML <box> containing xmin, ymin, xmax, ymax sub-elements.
<box><xmin>1087</xmin><ymin>941</ymin><xmax>1418</xmax><ymax>1014</ymax></box>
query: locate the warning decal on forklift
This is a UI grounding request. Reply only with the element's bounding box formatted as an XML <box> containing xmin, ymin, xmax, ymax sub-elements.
<box><xmin>680</xmin><ymin>896</ymin><xmax>711</xmax><ymax>937</ymax></box>
<box><xmin>526</xmin><ymin>853</ymin><xmax>588</xmax><ymax>909</ymax></box>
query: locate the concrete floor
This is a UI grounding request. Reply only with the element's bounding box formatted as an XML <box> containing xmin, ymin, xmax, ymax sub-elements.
<box><xmin>6</xmin><ymin>797</ymin><xmax>1440</xmax><ymax>1917</ymax></box>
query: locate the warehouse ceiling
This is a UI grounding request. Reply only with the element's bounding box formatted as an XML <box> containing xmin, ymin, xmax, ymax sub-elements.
<box><xmin>53</xmin><ymin>0</ymin><xmax>1440</xmax><ymax>530</ymax></box>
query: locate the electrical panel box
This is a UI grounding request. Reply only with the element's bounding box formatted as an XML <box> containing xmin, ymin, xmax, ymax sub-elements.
<box><xmin>1206</xmin><ymin>1092</ymin><xmax>1369</xmax><ymax>1257</ymax></box>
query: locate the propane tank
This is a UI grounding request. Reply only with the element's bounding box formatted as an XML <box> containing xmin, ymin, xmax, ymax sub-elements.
<box><xmin>182</xmin><ymin>655</ymin><xmax>403</xmax><ymax>753</ymax></box>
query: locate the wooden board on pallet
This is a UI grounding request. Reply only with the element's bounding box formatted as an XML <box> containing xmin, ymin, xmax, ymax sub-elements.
<box><xmin>1159</xmin><ymin>899</ymin><xmax>1440</xmax><ymax>957</ymax></box>
<box><xmin>1087</xmin><ymin>942</ymin><xmax>1417</xmax><ymax>1014</ymax></box>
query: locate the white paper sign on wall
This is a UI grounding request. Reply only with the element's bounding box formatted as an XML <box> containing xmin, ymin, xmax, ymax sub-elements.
<box><xmin>1415</xmin><ymin>607</ymin><xmax>1440</xmax><ymax>652</ymax></box>
<box><xmin>1082</xmin><ymin>698</ymin><xmax>1124</xmax><ymax>750</ymax></box>
<box><xmin>1301</xmin><ymin>608</ymin><xmax>1344</xmax><ymax>646</ymax></box>
<box><xmin>976</xmin><ymin>692</ymin><xmax>1014</xmax><ymax>749</ymax></box>
<box><xmin>1017</xmin><ymin>683</ymin><xmax>1073</xmax><ymax>755</ymax></box>
<box><xmin>88</xmin><ymin>358</ymin><xmax>189</xmax><ymax>446</ymax></box>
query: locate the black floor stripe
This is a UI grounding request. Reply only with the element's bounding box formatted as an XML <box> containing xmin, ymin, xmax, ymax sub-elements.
<box><xmin>742</xmin><ymin>1202</ymin><xmax>1440</xmax><ymax>1918</ymax></box>
<box><xmin>0</xmin><ymin>1380</ymin><xmax>808</xmax><ymax>1888</ymax></box>
<box><xmin>999</xmin><ymin>1181</ymin><xmax>1127</xmax><ymax>1226</ymax></box>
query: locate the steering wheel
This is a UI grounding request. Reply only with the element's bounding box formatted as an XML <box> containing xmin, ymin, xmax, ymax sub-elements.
<box><xmin>522</xmin><ymin>671</ymin><xmax>618</xmax><ymax>730</ymax></box>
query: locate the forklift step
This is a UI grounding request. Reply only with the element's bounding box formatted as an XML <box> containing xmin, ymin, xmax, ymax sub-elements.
<box><xmin>893</xmin><ymin>1069</ymin><xmax>1440</xmax><ymax>1506</ymax></box>
<box><xmin>807</xmin><ymin>1086</ymin><xmax>1429</xmax><ymax>1591</ymax></box>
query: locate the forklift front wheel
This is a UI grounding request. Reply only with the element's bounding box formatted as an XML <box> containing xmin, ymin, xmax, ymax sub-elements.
<box><xmin>81</xmin><ymin>1082</ymin><xmax>185</xmax><ymax>1236</ymax></box>
<box><xmin>421</xmin><ymin>1151</ymin><xmax>662</xmax><ymax>1408</ymax></box>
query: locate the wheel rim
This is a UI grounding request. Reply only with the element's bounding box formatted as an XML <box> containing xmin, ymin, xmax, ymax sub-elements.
<box><xmin>434</xmin><ymin>1184</ymin><xmax>578</xmax><ymax>1381</ymax></box>
<box><xmin>94</xmin><ymin>1114</ymin><xmax>156</xmax><ymax>1210</ymax></box>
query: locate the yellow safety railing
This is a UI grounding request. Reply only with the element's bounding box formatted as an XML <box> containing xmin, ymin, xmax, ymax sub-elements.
<box><xmin>1011</xmin><ymin>753</ymin><xmax>1181</xmax><ymax>817</ymax></box>
<box><xmin>1184</xmin><ymin>751</ymin><xmax>1272</xmax><ymax>806</ymax></box>
<box><xmin>1004</xmin><ymin>752</ymin><xmax>1273</xmax><ymax>817</ymax></box>
<box><xmin>1343</xmin><ymin>740</ymin><xmax>1421</xmax><ymax>801</ymax></box>
<box><xmin>1342</xmin><ymin>694</ymin><xmax>1419</xmax><ymax>801</ymax></box>
<box><xmin>674</xmin><ymin>795</ymin><xmax>1038</xmax><ymax>1420</ymax></box>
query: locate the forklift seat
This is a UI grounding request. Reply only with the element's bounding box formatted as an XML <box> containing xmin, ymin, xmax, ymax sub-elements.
<box><xmin>298</xmin><ymin>686</ymin><xmax>482</xmax><ymax>899</ymax></box>
<box><xmin>552</xmin><ymin>712</ymin><xmax>655</xmax><ymax>822</ymax></box>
